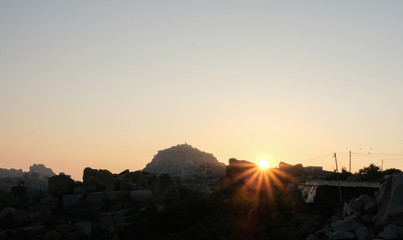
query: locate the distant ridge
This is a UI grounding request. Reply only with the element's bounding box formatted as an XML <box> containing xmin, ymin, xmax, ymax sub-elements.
<box><xmin>143</xmin><ymin>143</ymin><xmax>226</xmax><ymax>180</ymax></box>
<box><xmin>0</xmin><ymin>168</ymin><xmax>24</xmax><ymax>178</ymax></box>
<box><xmin>0</xmin><ymin>163</ymin><xmax>55</xmax><ymax>192</ymax></box>
<box><xmin>0</xmin><ymin>163</ymin><xmax>55</xmax><ymax>179</ymax></box>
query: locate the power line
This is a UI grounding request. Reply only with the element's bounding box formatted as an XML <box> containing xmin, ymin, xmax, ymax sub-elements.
<box><xmin>302</xmin><ymin>151</ymin><xmax>403</xmax><ymax>173</ymax></box>
<box><xmin>352</xmin><ymin>152</ymin><xmax>403</xmax><ymax>156</ymax></box>
<box><xmin>302</xmin><ymin>153</ymin><xmax>333</xmax><ymax>164</ymax></box>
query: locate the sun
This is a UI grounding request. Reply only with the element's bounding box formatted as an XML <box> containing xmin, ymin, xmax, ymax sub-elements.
<box><xmin>258</xmin><ymin>159</ymin><xmax>270</xmax><ymax>169</ymax></box>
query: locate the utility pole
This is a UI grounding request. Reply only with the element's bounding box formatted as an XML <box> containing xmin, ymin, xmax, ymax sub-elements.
<box><xmin>334</xmin><ymin>153</ymin><xmax>339</xmax><ymax>173</ymax></box>
<box><xmin>381</xmin><ymin>160</ymin><xmax>384</xmax><ymax>171</ymax></box>
<box><xmin>334</xmin><ymin>153</ymin><xmax>342</xmax><ymax>203</ymax></box>
<box><xmin>349</xmin><ymin>151</ymin><xmax>352</xmax><ymax>173</ymax></box>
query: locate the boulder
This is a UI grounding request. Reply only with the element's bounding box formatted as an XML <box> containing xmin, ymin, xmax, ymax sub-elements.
<box><xmin>350</xmin><ymin>198</ymin><xmax>364</xmax><ymax>213</ymax></box>
<box><xmin>136</xmin><ymin>175</ymin><xmax>150</xmax><ymax>189</ymax></box>
<box><xmin>278</xmin><ymin>162</ymin><xmax>307</xmax><ymax>182</ymax></box>
<box><xmin>28</xmin><ymin>205</ymin><xmax>51</xmax><ymax>225</ymax></box>
<box><xmin>361</xmin><ymin>214</ymin><xmax>374</xmax><ymax>224</ymax></box>
<box><xmin>152</xmin><ymin>174</ymin><xmax>180</xmax><ymax>203</ymax></box>
<box><xmin>343</xmin><ymin>202</ymin><xmax>355</xmax><ymax>218</ymax></box>
<box><xmin>14</xmin><ymin>210</ymin><xmax>29</xmax><ymax>226</ymax></box>
<box><xmin>40</xmin><ymin>196</ymin><xmax>59</xmax><ymax>211</ymax></box>
<box><xmin>48</xmin><ymin>174</ymin><xmax>75</xmax><ymax>196</ymax></box>
<box><xmin>364</xmin><ymin>201</ymin><xmax>376</xmax><ymax>213</ymax></box>
<box><xmin>1</xmin><ymin>226</ymin><xmax>46</xmax><ymax>238</ymax></box>
<box><xmin>55</xmin><ymin>224</ymin><xmax>73</xmax><ymax>235</ymax></box>
<box><xmin>331</xmin><ymin>219</ymin><xmax>362</xmax><ymax>232</ymax></box>
<box><xmin>378</xmin><ymin>224</ymin><xmax>403</xmax><ymax>239</ymax></box>
<box><xmin>346</xmin><ymin>194</ymin><xmax>376</xmax><ymax>216</ymax></box>
<box><xmin>105</xmin><ymin>191</ymin><xmax>129</xmax><ymax>202</ymax></box>
<box><xmin>358</xmin><ymin>194</ymin><xmax>374</xmax><ymax>207</ymax></box>
<box><xmin>65</xmin><ymin>231</ymin><xmax>80</xmax><ymax>240</ymax></box>
<box><xmin>142</xmin><ymin>172</ymin><xmax>156</xmax><ymax>185</ymax></box>
<box><xmin>118</xmin><ymin>170</ymin><xmax>142</xmax><ymax>183</ymax></box>
<box><xmin>130</xmin><ymin>190</ymin><xmax>153</xmax><ymax>203</ymax></box>
<box><xmin>22</xmin><ymin>226</ymin><xmax>47</xmax><ymax>238</ymax></box>
<box><xmin>226</xmin><ymin>158</ymin><xmax>256</xmax><ymax>178</ymax></box>
<box><xmin>120</xmin><ymin>182</ymin><xmax>137</xmax><ymax>191</ymax></box>
<box><xmin>97</xmin><ymin>216</ymin><xmax>115</xmax><ymax>234</ymax></box>
<box><xmin>0</xmin><ymin>207</ymin><xmax>16</xmax><ymax>228</ymax></box>
<box><xmin>44</xmin><ymin>230</ymin><xmax>62</xmax><ymax>240</ymax></box>
<box><xmin>83</xmin><ymin>168</ymin><xmax>117</xmax><ymax>191</ymax></box>
<box><xmin>85</xmin><ymin>192</ymin><xmax>106</xmax><ymax>209</ymax></box>
<box><xmin>376</xmin><ymin>173</ymin><xmax>403</xmax><ymax>227</ymax></box>
<box><xmin>329</xmin><ymin>230</ymin><xmax>355</xmax><ymax>240</ymax></box>
<box><xmin>85</xmin><ymin>191</ymin><xmax>106</xmax><ymax>204</ymax></box>
<box><xmin>73</xmin><ymin>186</ymin><xmax>85</xmax><ymax>194</ymax></box>
<box><xmin>354</xmin><ymin>226</ymin><xmax>369</xmax><ymax>240</ymax></box>
<box><xmin>75</xmin><ymin>221</ymin><xmax>92</xmax><ymax>236</ymax></box>
<box><xmin>62</xmin><ymin>194</ymin><xmax>85</xmax><ymax>211</ymax></box>
<box><xmin>118</xmin><ymin>169</ymin><xmax>130</xmax><ymax>177</ymax></box>
<box><xmin>306</xmin><ymin>234</ymin><xmax>320</xmax><ymax>240</ymax></box>
<box><xmin>117</xmin><ymin>170</ymin><xmax>155</xmax><ymax>190</ymax></box>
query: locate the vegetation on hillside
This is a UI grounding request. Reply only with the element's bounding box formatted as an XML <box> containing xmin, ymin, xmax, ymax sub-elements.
<box><xmin>326</xmin><ymin>163</ymin><xmax>401</xmax><ymax>182</ymax></box>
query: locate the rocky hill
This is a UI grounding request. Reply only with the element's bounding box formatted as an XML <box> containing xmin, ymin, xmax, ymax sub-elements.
<box><xmin>0</xmin><ymin>164</ymin><xmax>55</xmax><ymax>192</ymax></box>
<box><xmin>0</xmin><ymin>168</ymin><xmax>24</xmax><ymax>179</ymax></box>
<box><xmin>29</xmin><ymin>164</ymin><xmax>55</xmax><ymax>178</ymax></box>
<box><xmin>143</xmin><ymin>144</ymin><xmax>226</xmax><ymax>181</ymax></box>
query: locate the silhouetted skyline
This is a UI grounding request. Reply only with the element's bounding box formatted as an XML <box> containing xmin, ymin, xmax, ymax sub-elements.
<box><xmin>1</xmin><ymin>1</ymin><xmax>403</xmax><ymax>180</ymax></box>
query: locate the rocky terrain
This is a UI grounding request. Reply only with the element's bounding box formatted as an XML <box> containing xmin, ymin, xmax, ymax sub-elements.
<box><xmin>1</xmin><ymin>155</ymin><xmax>403</xmax><ymax>240</ymax></box>
<box><xmin>29</xmin><ymin>164</ymin><xmax>56</xmax><ymax>178</ymax></box>
<box><xmin>143</xmin><ymin>144</ymin><xmax>226</xmax><ymax>182</ymax></box>
<box><xmin>0</xmin><ymin>168</ymin><xmax>24</xmax><ymax>179</ymax></box>
<box><xmin>0</xmin><ymin>164</ymin><xmax>56</xmax><ymax>195</ymax></box>
<box><xmin>0</xmin><ymin>159</ymin><xmax>324</xmax><ymax>240</ymax></box>
<box><xmin>307</xmin><ymin>173</ymin><xmax>403</xmax><ymax>240</ymax></box>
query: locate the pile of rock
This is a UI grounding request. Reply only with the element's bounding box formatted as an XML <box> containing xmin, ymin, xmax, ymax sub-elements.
<box><xmin>0</xmin><ymin>205</ymin><xmax>92</xmax><ymax>240</ymax></box>
<box><xmin>307</xmin><ymin>173</ymin><xmax>403</xmax><ymax>240</ymax></box>
<box><xmin>0</xmin><ymin>168</ymin><xmax>181</xmax><ymax>240</ymax></box>
<box><xmin>278</xmin><ymin>162</ymin><xmax>307</xmax><ymax>183</ymax></box>
<box><xmin>0</xmin><ymin>164</ymin><xmax>56</xmax><ymax>193</ymax></box>
<box><xmin>225</xmin><ymin>158</ymin><xmax>256</xmax><ymax>178</ymax></box>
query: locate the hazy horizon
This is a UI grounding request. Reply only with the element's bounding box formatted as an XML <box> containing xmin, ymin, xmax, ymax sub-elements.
<box><xmin>2</xmin><ymin>1</ymin><xmax>403</xmax><ymax>180</ymax></box>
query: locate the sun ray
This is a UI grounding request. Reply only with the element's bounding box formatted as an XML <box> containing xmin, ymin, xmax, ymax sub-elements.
<box><xmin>226</xmin><ymin>159</ymin><xmax>295</xmax><ymax>210</ymax></box>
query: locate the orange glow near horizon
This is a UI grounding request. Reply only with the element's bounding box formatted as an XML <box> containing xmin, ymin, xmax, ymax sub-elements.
<box><xmin>228</xmin><ymin>161</ymin><xmax>292</xmax><ymax>208</ymax></box>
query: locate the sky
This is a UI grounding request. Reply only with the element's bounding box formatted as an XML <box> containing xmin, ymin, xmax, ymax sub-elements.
<box><xmin>1</xmin><ymin>1</ymin><xmax>403</xmax><ymax>180</ymax></box>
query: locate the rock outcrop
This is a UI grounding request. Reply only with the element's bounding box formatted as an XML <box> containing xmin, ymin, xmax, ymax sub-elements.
<box><xmin>0</xmin><ymin>164</ymin><xmax>55</xmax><ymax>193</ymax></box>
<box><xmin>225</xmin><ymin>158</ymin><xmax>256</xmax><ymax>178</ymax></box>
<box><xmin>143</xmin><ymin>144</ymin><xmax>226</xmax><ymax>181</ymax></box>
<box><xmin>151</xmin><ymin>174</ymin><xmax>180</xmax><ymax>204</ymax></box>
<box><xmin>278</xmin><ymin>162</ymin><xmax>307</xmax><ymax>182</ymax></box>
<box><xmin>83</xmin><ymin>168</ymin><xmax>117</xmax><ymax>191</ymax></box>
<box><xmin>376</xmin><ymin>173</ymin><xmax>403</xmax><ymax>228</ymax></box>
<box><xmin>29</xmin><ymin>164</ymin><xmax>55</xmax><ymax>178</ymax></box>
<box><xmin>0</xmin><ymin>168</ymin><xmax>24</xmax><ymax>179</ymax></box>
<box><xmin>48</xmin><ymin>174</ymin><xmax>75</xmax><ymax>196</ymax></box>
<box><xmin>309</xmin><ymin>173</ymin><xmax>403</xmax><ymax>240</ymax></box>
<box><xmin>0</xmin><ymin>168</ymin><xmax>173</xmax><ymax>240</ymax></box>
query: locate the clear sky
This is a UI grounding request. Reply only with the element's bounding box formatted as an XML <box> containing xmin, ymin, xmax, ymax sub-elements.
<box><xmin>1</xmin><ymin>1</ymin><xmax>403</xmax><ymax>180</ymax></box>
